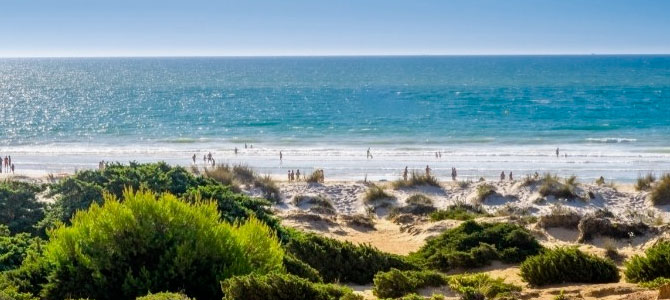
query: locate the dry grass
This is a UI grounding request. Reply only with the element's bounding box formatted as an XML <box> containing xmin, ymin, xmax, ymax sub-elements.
<box><xmin>650</xmin><ymin>174</ymin><xmax>670</xmax><ymax>206</ymax></box>
<box><xmin>474</xmin><ymin>184</ymin><xmax>497</xmax><ymax>204</ymax></box>
<box><xmin>204</xmin><ymin>164</ymin><xmax>281</xmax><ymax>202</ymax></box>
<box><xmin>405</xmin><ymin>194</ymin><xmax>433</xmax><ymax>206</ymax></box>
<box><xmin>391</xmin><ymin>171</ymin><xmax>440</xmax><ymax>189</ymax></box>
<box><xmin>538</xmin><ymin>174</ymin><xmax>579</xmax><ymax>199</ymax></box>
<box><xmin>635</xmin><ymin>173</ymin><xmax>656</xmax><ymax>191</ymax></box>
<box><xmin>364</xmin><ymin>184</ymin><xmax>395</xmax><ymax>204</ymax></box>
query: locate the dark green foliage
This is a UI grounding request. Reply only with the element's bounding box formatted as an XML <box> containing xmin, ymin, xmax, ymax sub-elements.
<box><xmin>135</xmin><ymin>292</ymin><xmax>193</xmax><ymax>300</ymax></box>
<box><xmin>0</xmin><ymin>181</ymin><xmax>46</xmax><ymax>235</ymax></box>
<box><xmin>625</xmin><ymin>241</ymin><xmax>670</xmax><ymax>283</ymax></box>
<box><xmin>0</xmin><ymin>275</ymin><xmax>37</xmax><ymax>300</ymax></box>
<box><xmin>520</xmin><ymin>247</ymin><xmax>619</xmax><ymax>286</ymax></box>
<box><xmin>392</xmin><ymin>172</ymin><xmax>440</xmax><ymax>189</ymax></box>
<box><xmin>285</xmin><ymin>231</ymin><xmax>417</xmax><ymax>284</ymax></box>
<box><xmin>221</xmin><ymin>272</ymin><xmax>361</xmax><ymax>300</ymax></box>
<box><xmin>283</xmin><ymin>254</ymin><xmax>323</xmax><ymax>282</ymax></box>
<box><xmin>372</xmin><ymin>269</ymin><xmax>448</xmax><ymax>298</ymax></box>
<box><xmin>635</xmin><ymin>173</ymin><xmax>656</xmax><ymax>191</ymax></box>
<box><xmin>410</xmin><ymin>221</ymin><xmax>542</xmax><ymax>271</ymax></box>
<box><xmin>0</xmin><ymin>225</ymin><xmax>42</xmax><ymax>272</ymax></box>
<box><xmin>28</xmin><ymin>190</ymin><xmax>284</xmax><ymax>300</ymax></box>
<box><xmin>448</xmin><ymin>273</ymin><xmax>521</xmax><ymax>299</ymax></box>
<box><xmin>430</xmin><ymin>203</ymin><xmax>489</xmax><ymax>221</ymax></box>
<box><xmin>650</xmin><ymin>174</ymin><xmax>670</xmax><ymax>205</ymax></box>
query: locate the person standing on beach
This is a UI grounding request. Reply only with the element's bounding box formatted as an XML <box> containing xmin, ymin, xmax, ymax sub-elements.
<box><xmin>500</xmin><ymin>171</ymin><xmax>506</xmax><ymax>181</ymax></box>
<box><xmin>296</xmin><ymin>169</ymin><xmax>301</xmax><ymax>181</ymax></box>
<box><xmin>509</xmin><ymin>172</ymin><xmax>513</xmax><ymax>181</ymax></box>
<box><xmin>192</xmin><ymin>154</ymin><xmax>196</xmax><ymax>164</ymax></box>
<box><xmin>287</xmin><ymin>170</ymin><xmax>291</xmax><ymax>181</ymax></box>
<box><xmin>403</xmin><ymin>166</ymin><xmax>408</xmax><ymax>181</ymax></box>
<box><xmin>203</xmin><ymin>154</ymin><xmax>207</xmax><ymax>164</ymax></box>
<box><xmin>556</xmin><ymin>147</ymin><xmax>559</xmax><ymax>157</ymax></box>
<box><xmin>280</xmin><ymin>151</ymin><xmax>283</xmax><ymax>162</ymax></box>
<box><xmin>451</xmin><ymin>167</ymin><xmax>457</xmax><ymax>181</ymax></box>
<box><xmin>234</xmin><ymin>147</ymin><xmax>238</xmax><ymax>155</ymax></box>
<box><xmin>10</xmin><ymin>164</ymin><xmax>14</xmax><ymax>174</ymax></box>
<box><xmin>366</xmin><ymin>148</ymin><xmax>371</xmax><ymax>159</ymax></box>
<box><xmin>425</xmin><ymin>165</ymin><xmax>431</xmax><ymax>177</ymax></box>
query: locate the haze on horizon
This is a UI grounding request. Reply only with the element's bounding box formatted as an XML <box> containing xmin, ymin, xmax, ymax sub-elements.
<box><xmin>1</xmin><ymin>0</ymin><xmax>669</xmax><ymax>57</ymax></box>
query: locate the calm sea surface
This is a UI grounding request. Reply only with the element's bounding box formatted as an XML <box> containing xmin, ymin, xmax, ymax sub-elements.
<box><xmin>1</xmin><ymin>56</ymin><xmax>669</xmax><ymax>181</ymax></box>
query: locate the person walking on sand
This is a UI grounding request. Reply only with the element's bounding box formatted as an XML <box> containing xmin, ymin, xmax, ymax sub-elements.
<box><xmin>425</xmin><ymin>165</ymin><xmax>431</xmax><ymax>177</ymax></box>
<box><xmin>403</xmin><ymin>166</ymin><xmax>408</xmax><ymax>181</ymax></box>
<box><xmin>500</xmin><ymin>171</ymin><xmax>506</xmax><ymax>181</ymax></box>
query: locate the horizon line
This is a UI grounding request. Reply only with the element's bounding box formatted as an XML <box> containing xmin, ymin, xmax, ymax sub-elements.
<box><xmin>1</xmin><ymin>53</ymin><xmax>670</xmax><ymax>59</ymax></box>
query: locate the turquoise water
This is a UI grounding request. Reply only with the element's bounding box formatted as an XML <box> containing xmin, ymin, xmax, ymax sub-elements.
<box><xmin>1</xmin><ymin>56</ymin><xmax>669</xmax><ymax>181</ymax></box>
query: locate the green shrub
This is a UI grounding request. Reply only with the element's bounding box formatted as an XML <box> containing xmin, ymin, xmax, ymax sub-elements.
<box><xmin>430</xmin><ymin>203</ymin><xmax>489</xmax><ymax>221</ymax></box>
<box><xmin>638</xmin><ymin>277</ymin><xmax>670</xmax><ymax>289</ymax></box>
<box><xmin>283</xmin><ymin>254</ymin><xmax>323</xmax><ymax>282</ymax></box>
<box><xmin>410</xmin><ymin>221</ymin><xmax>542</xmax><ymax>271</ymax></box>
<box><xmin>363</xmin><ymin>184</ymin><xmax>395</xmax><ymax>204</ymax></box>
<box><xmin>0</xmin><ymin>181</ymin><xmax>46</xmax><ymax>235</ymax></box>
<box><xmin>0</xmin><ymin>226</ymin><xmax>42</xmax><ymax>272</ymax></box>
<box><xmin>625</xmin><ymin>241</ymin><xmax>670</xmax><ymax>283</ymax></box>
<box><xmin>474</xmin><ymin>184</ymin><xmax>497</xmax><ymax>204</ymax></box>
<box><xmin>392</xmin><ymin>172</ymin><xmax>440</xmax><ymax>189</ymax></box>
<box><xmin>31</xmin><ymin>189</ymin><xmax>284</xmax><ymax>300</ymax></box>
<box><xmin>448</xmin><ymin>273</ymin><xmax>521</xmax><ymax>299</ymax></box>
<box><xmin>650</xmin><ymin>175</ymin><xmax>670</xmax><ymax>205</ymax></box>
<box><xmin>372</xmin><ymin>269</ymin><xmax>448</xmax><ymax>298</ymax></box>
<box><xmin>538</xmin><ymin>174</ymin><xmax>579</xmax><ymax>199</ymax></box>
<box><xmin>0</xmin><ymin>275</ymin><xmax>37</xmax><ymax>300</ymax></box>
<box><xmin>520</xmin><ymin>247</ymin><xmax>619</xmax><ymax>286</ymax></box>
<box><xmin>221</xmin><ymin>272</ymin><xmax>361</xmax><ymax>300</ymax></box>
<box><xmin>285</xmin><ymin>231</ymin><xmax>417</xmax><ymax>284</ymax></box>
<box><xmin>635</xmin><ymin>173</ymin><xmax>656</xmax><ymax>191</ymax></box>
<box><xmin>135</xmin><ymin>292</ymin><xmax>193</xmax><ymax>300</ymax></box>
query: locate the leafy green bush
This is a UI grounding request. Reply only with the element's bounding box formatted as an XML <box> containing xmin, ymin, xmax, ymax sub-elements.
<box><xmin>0</xmin><ymin>181</ymin><xmax>46</xmax><ymax>235</ymax></box>
<box><xmin>0</xmin><ymin>226</ymin><xmax>42</xmax><ymax>272</ymax></box>
<box><xmin>30</xmin><ymin>189</ymin><xmax>284</xmax><ymax>300</ymax></box>
<box><xmin>221</xmin><ymin>272</ymin><xmax>362</xmax><ymax>300</ymax></box>
<box><xmin>392</xmin><ymin>172</ymin><xmax>440</xmax><ymax>189</ymax></box>
<box><xmin>635</xmin><ymin>173</ymin><xmax>656</xmax><ymax>191</ymax></box>
<box><xmin>410</xmin><ymin>221</ymin><xmax>542</xmax><ymax>271</ymax></box>
<box><xmin>650</xmin><ymin>174</ymin><xmax>670</xmax><ymax>205</ymax></box>
<box><xmin>372</xmin><ymin>269</ymin><xmax>448</xmax><ymax>298</ymax></box>
<box><xmin>520</xmin><ymin>247</ymin><xmax>619</xmax><ymax>286</ymax></box>
<box><xmin>429</xmin><ymin>203</ymin><xmax>489</xmax><ymax>221</ymax></box>
<box><xmin>135</xmin><ymin>292</ymin><xmax>193</xmax><ymax>300</ymax></box>
<box><xmin>448</xmin><ymin>273</ymin><xmax>521</xmax><ymax>299</ymax></box>
<box><xmin>0</xmin><ymin>275</ymin><xmax>37</xmax><ymax>300</ymax></box>
<box><xmin>285</xmin><ymin>231</ymin><xmax>417</xmax><ymax>284</ymax></box>
<box><xmin>625</xmin><ymin>241</ymin><xmax>670</xmax><ymax>283</ymax></box>
<box><xmin>283</xmin><ymin>254</ymin><xmax>323</xmax><ymax>282</ymax></box>
<box><xmin>638</xmin><ymin>277</ymin><xmax>670</xmax><ymax>289</ymax></box>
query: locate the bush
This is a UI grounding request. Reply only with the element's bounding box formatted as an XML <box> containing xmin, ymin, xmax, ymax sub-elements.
<box><xmin>635</xmin><ymin>173</ymin><xmax>656</xmax><ymax>191</ymax></box>
<box><xmin>135</xmin><ymin>292</ymin><xmax>193</xmax><ymax>300</ymax></box>
<box><xmin>285</xmin><ymin>231</ymin><xmax>417</xmax><ymax>284</ymax></box>
<box><xmin>520</xmin><ymin>247</ymin><xmax>619</xmax><ymax>286</ymax></box>
<box><xmin>293</xmin><ymin>195</ymin><xmax>335</xmax><ymax>214</ymax></box>
<box><xmin>0</xmin><ymin>226</ymin><xmax>42</xmax><ymax>272</ymax></box>
<box><xmin>221</xmin><ymin>272</ymin><xmax>361</xmax><ymax>300</ymax></box>
<box><xmin>283</xmin><ymin>254</ymin><xmax>323</xmax><ymax>283</ymax></box>
<box><xmin>430</xmin><ymin>203</ymin><xmax>488</xmax><ymax>221</ymax></box>
<box><xmin>448</xmin><ymin>273</ymin><xmax>521</xmax><ymax>299</ymax></box>
<box><xmin>29</xmin><ymin>189</ymin><xmax>284</xmax><ymax>300</ymax></box>
<box><xmin>373</xmin><ymin>269</ymin><xmax>447</xmax><ymax>298</ymax></box>
<box><xmin>650</xmin><ymin>175</ymin><xmax>670</xmax><ymax>205</ymax></box>
<box><xmin>392</xmin><ymin>172</ymin><xmax>440</xmax><ymax>189</ymax></box>
<box><xmin>474</xmin><ymin>184</ymin><xmax>497</xmax><ymax>204</ymax></box>
<box><xmin>0</xmin><ymin>181</ymin><xmax>46</xmax><ymax>235</ymax></box>
<box><xmin>625</xmin><ymin>241</ymin><xmax>670</xmax><ymax>283</ymax></box>
<box><xmin>363</xmin><ymin>184</ymin><xmax>395</xmax><ymax>204</ymax></box>
<box><xmin>538</xmin><ymin>174</ymin><xmax>579</xmax><ymax>199</ymax></box>
<box><xmin>410</xmin><ymin>221</ymin><xmax>542</xmax><ymax>271</ymax></box>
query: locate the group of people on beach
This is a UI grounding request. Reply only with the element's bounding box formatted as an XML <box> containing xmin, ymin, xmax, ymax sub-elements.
<box><xmin>193</xmin><ymin>152</ymin><xmax>216</xmax><ymax>167</ymax></box>
<box><xmin>1</xmin><ymin>155</ymin><xmax>14</xmax><ymax>174</ymax></box>
<box><xmin>287</xmin><ymin>169</ymin><xmax>301</xmax><ymax>181</ymax></box>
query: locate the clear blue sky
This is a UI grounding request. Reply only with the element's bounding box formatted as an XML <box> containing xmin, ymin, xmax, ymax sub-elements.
<box><xmin>1</xmin><ymin>0</ymin><xmax>669</xmax><ymax>57</ymax></box>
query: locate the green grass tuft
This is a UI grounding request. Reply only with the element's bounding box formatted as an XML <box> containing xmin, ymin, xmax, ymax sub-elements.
<box><xmin>650</xmin><ymin>174</ymin><xmax>670</xmax><ymax>206</ymax></box>
<box><xmin>538</xmin><ymin>174</ymin><xmax>579</xmax><ymax>199</ymax></box>
<box><xmin>635</xmin><ymin>173</ymin><xmax>656</xmax><ymax>191</ymax></box>
<box><xmin>474</xmin><ymin>184</ymin><xmax>497</xmax><ymax>204</ymax></box>
<box><xmin>405</xmin><ymin>194</ymin><xmax>433</xmax><ymax>206</ymax></box>
<box><xmin>520</xmin><ymin>247</ymin><xmax>619</xmax><ymax>286</ymax></box>
<box><xmin>364</xmin><ymin>184</ymin><xmax>395</xmax><ymax>204</ymax></box>
<box><xmin>392</xmin><ymin>172</ymin><xmax>440</xmax><ymax>189</ymax></box>
<box><xmin>429</xmin><ymin>202</ymin><xmax>489</xmax><ymax>221</ymax></box>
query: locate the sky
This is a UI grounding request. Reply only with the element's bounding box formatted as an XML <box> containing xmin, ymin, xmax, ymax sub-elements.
<box><xmin>0</xmin><ymin>0</ymin><xmax>669</xmax><ymax>57</ymax></box>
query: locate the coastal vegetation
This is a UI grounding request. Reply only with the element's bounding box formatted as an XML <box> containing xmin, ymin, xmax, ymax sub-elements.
<box><xmin>520</xmin><ymin>247</ymin><xmax>619</xmax><ymax>286</ymax></box>
<box><xmin>650</xmin><ymin>174</ymin><xmax>670</xmax><ymax>205</ymax></box>
<box><xmin>392</xmin><ymin>172</ymin><xmax>440</xmax><ymax>189</ymax></box>
<box><xmin>625</xmin><ymin>241</ymin><xmax>670</xmax><ymax>284</ymax></box>
<box><xmin>221</xmin><ymin>272</ymin><xmax>362</xmax><ymax>300</ymax></box>
<box><xmin>410</xmin><ymin>220</ymin><xmax>542</xmax><ymax>271</ymax></box>
<box><xmin>293</xmin><ymin>195</ymin><xmax>336</xmax><ymax>215</ymax></box>
<box><xmin>429</xmin><ymin>202</ymin><xmax>489</xmax><ymax>221</ymax></box>
<box><xmin>363</xmin><ymin>184</ymin><xmax>395</xmax><ymax>204</ymax></box>
<box><xmin>538</xmin><ymin>174</ymin><xmax>579</xmax><ymax>199</ymax></box>
<box><xmin>0</xmin><ymin>181</ymin><xmax>46</xmax><ymax>235</ymax></box>
<box><xmin>474</xmin><ymin>184</ymin><xmax>497</xmax><ymax>204</ymax></box>
<box><xmin>635</xmin><ymin>173</ymin><xmax>656</xmax><ymax>191</ymax></box>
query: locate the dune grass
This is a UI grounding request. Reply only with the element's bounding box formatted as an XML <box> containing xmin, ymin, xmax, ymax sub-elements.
<box><xmin>474</xmin><ymin>184</ymin><xmax>497</xmax><ymax>204</ymax></box>
<box><xmin>538</xmin><ymin>174</ymin><xmax>579</xmax><ymax>199</ymax></box>
<box><xmin>650</xmin><ymin>174</ymin><xmax>670</xmax><ymax>206</ymax></box>
<box><xmin>293</xmin><ymin>195</ymin><xmax>336</xmax><ymax>214</ymax></box>
<box><xmin>204</xmin><ymin>164</ymin><xmax>281</xmax><ymax>202</ymax></box>
<box><xmin>364</xmin><ymin>184</ymin><xmax>395</xmax><ymax>204</ymax></box>
<box><xmin>405</xmin><ymin>194</ymin><xmax>433</xmax><ymax>206</ymax></box>
<box><xmin>635</xmin><ymin>173</ymin><xmax>656</xmax><ymax>191</ymax></box>
<box><xmin>392</xmin><ymin>172</ymin><xmax>440</xmax><ymax>189</ymax></box>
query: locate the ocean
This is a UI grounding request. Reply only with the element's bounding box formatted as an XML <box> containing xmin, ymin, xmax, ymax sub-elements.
<box><xmin>1</xmin><ymin>56</ymin><xmax>669</xmax><ymax>181</ymax></box>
